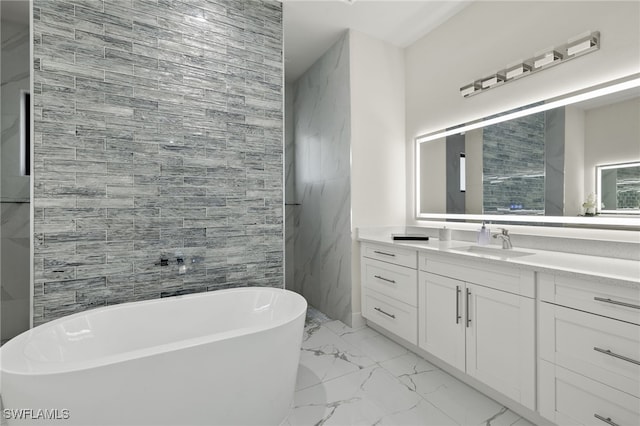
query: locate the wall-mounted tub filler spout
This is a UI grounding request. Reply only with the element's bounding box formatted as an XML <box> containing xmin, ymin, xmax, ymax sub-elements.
<box><xmin>176</xmin><ymin>257</ymin><xmax>187</xmax><ymax>274</ymax></box>
<box><xmin>493</xmin><ymin>228</ymin><xmax>513</xmax><ymax>249</ymax></box>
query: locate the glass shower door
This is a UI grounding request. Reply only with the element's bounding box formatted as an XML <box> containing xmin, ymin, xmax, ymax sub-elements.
<box><xmin>1</xmin><ymin>0</ymin><xmax>31</xmax><ymax>344</ymax></box>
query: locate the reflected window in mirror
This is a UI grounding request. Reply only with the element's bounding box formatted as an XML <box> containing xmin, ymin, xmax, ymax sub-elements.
<box><xmin>597</xmin><ymin>162</ymin><xmax>640</xmax><ymax>214</ymax></box>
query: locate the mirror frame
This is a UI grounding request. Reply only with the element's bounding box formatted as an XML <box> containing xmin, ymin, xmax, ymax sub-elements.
<box><xmin>415</xmin><ymin>73</ymin><xmax>640</xmax><ymax>229</ymax></box>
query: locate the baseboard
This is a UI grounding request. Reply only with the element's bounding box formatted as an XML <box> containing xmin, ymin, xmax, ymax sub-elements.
<box><xmin>351</xmin><ymin>312</ymin><xmax>366</xmax><ymax>329</ymax></box>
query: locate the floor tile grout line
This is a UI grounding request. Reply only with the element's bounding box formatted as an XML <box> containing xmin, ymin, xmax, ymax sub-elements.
<box><xmin>373</xmin><ymin>351</ymin><xmax>471</xmax><ymax>425</ymax></box>
<box><xmin>293</xmin><ymin>353</ymin><xmax>464</xmax><ymax>426</ymax></box>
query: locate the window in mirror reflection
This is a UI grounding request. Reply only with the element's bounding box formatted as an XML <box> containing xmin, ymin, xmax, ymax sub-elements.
<box><xmin>597</xmin><ymin>162</ymin><xmax>640</xmax><ymax>214</ymax></box>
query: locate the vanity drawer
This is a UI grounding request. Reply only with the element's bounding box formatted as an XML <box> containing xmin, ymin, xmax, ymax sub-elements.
<box><xmin>539</xmin><ymin>273</ymin><xmax>640</xmax><ymax>325</ymax></box>
<box><xmin>540</xmin><ymin>302</ymin><xmax>640</xmax><ymax>397</ymax></box>
<box><xmin>420</xmin><ymin>252</ymin><xmax>535</xmax><ymax>298</ymax></box>
<box><xmin>362</xmin><ymin>243</ymin><xmax>417</xmax><ymax>269</ymax></box>
<box><xmin>539</xmin><ymin>360</ymin><xmax>640</xmax><ymax>426</ymax></box>
<box><xmin>363</xmin><ymin>289</ymin><xmax>417</xmax><ymax>345</ymax></box>
<box><xmin>361</xmin><ymin>257</ymin><xmax>417</xmax><ymax>306</ymax></box>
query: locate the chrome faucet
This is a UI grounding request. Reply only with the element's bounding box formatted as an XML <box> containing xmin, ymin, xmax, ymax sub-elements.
<box><xmin>493</xmin><ymin>228</ymin><xmax>513</xmax><ymax>249</ymax></box>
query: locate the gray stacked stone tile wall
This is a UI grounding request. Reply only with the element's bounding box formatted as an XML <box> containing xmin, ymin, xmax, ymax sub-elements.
<box><xmin>32</xmin><ymin>0</ymin><xmax>283</xmax><ymax>325</ymax></box>
<box><xmin>482</xmin><ymin>111</ymin><xmax>545</xmax><ymax>215</ymax></box>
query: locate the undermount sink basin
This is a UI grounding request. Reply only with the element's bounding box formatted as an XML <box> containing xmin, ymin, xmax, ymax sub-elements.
<box><xmin>455</xmin><ymin>245</ymin><xmax>534</xmax><ymax>258</ymax></box>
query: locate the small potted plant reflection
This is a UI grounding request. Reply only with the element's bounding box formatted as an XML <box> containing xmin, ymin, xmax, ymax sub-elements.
<box><xmin>582</xmin><ymin>193</ymin><xmax>602</xmax><ymax>216</ymax></box>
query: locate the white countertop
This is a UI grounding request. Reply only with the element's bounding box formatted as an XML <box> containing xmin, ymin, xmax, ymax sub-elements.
<box><xmin>358</xmin><ymin>228</ymin><xmax>640</xmax><ymax>287</ymax></box>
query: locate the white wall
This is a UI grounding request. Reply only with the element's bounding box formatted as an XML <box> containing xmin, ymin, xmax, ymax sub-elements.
<box><xmin>405</xmin><ymin>0</ymin><xmax>640</xmax><ymax>224</ymax></box>
<box><xmin>350</xmin><ymin>30</ymin><xmax>406</xmax><ymax>321</ymax></box>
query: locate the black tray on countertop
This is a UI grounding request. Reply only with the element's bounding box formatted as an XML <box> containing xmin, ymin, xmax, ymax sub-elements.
<box><xmin>391</xmin><ymin>234</ymin><xmax>429</xmax><ymax>241</ymax></box>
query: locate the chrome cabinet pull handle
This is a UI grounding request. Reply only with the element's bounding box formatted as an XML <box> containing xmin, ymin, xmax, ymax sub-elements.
<box><xmin>594</xmin><ymin>346</ymin><xmax>640</xmax><ymax>366</ymax></box>
<box><xmin>466</xmin><ymin>288</ymin><xmax>471</xmax><ymax>327</ymax></box>
<box><xmin>374</xmin><ymin>307</ymin><xmax>396</xmax><ymax>319</ymax></box>
<box><xmin>594</xmin><ymin>297</ymin><xmax>640</xmax><ymax>310</ymax></box>
<box><xmin>374</xmin><ymin>275</ymin><xmax>396</xmax><ymax>284</ymax></box>
<box><xmin>594</xmin><ymin>414</ymin><xmax>620</xmax><ymax>426</ymax></box>
<box><xmin>373</xmin><ymin>250</ymin><xmax>396</xmax><ymax>257</ymax></box>
<box><xmin>456</xmin><ymin>285</ymin><xmax>461</xmax><ymax>324</ymax></box>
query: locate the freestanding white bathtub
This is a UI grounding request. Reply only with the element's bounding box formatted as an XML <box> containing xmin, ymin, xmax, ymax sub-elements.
<box><xmin>0</xmin><ymin>287</ymin><xmax>307</xmax><ymax>425</ymax></box>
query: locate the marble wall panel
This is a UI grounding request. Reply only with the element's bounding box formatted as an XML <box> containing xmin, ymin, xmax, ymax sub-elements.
<box><xmin>544</xmin><ymin>108</ymin><xmax>566</xmax><ymax>216</ymax></box>
<box><xmin>1</xmin><ymin>15</ymin><xmax>31</xmax><ymax>342</ymax></box>
<box><xmin>1</xmin><ymin>18</ymin><xmax>30</xmax><ymax>201</ymax></box>
<box><xmin>1</xmin><ymin>203</ymin><xmax>30</xmax><ymax>342</ymax></box>
<box><xmin>292</xmin><ymin>34</ymin><xmax>352</xmax><ymax>325</ymax></box>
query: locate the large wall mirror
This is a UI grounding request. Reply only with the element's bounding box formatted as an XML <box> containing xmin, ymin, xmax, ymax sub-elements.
<box><xmin>416</xmin><ymin>74</ymin><xmax>640</xmax><ymax>228</ymax></box>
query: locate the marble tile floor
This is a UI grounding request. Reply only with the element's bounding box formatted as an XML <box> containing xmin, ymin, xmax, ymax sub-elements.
<box><xmin>283</xmin><ymin>307</ymin><xmax>535</xmax><ymax>426</ymax></box>
<box><xmin>0</xmin><ymin>307</ymin><xmax>534</xmax><ymax>426</ymax></box>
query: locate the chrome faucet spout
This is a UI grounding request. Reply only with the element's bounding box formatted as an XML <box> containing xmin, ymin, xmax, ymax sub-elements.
<box><xmin>492</xmin><ymin>228</ymin><xmax>513</xmax><ymax>249</ymax></box>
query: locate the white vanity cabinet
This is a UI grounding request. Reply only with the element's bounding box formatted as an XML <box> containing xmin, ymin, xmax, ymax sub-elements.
<box><xmin>360</xmin><ymin>243</ymin><xmax>418</xmax><ymax>344</ymax></box>
<box><xmin>418</xmin><ymin>253</ymin><xmax>536</xmax><ymax>410</ymax></box>
<box><xmin>538</xmin><ymin>273</ymin><xmax>640</xmax><ymax>426</ymax></box>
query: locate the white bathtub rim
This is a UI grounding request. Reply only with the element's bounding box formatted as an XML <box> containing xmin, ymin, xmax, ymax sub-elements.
<box><xmin>0</xmin><ymin>287</ymin><xmax>307</xmax><ymax>376</ymax></box>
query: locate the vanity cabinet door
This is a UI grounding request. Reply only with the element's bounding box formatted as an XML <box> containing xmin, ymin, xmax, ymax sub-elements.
<box><xmin>418</xmin><ymin>272</ymin><xmax>536</xmax><ymax>410</ymax></box>
<box><xmin>418</xmin><ymin>272</ymin><xmax>465</xmax><ymax>371</ymax></box>
<box><xmin>466</xmin><ymin>283</ymin><xmax>536</xmax><ymax>409</ymax></box>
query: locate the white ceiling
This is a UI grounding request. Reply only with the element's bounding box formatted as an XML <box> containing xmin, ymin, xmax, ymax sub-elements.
<box><xmin>283</xmin><ymin>0</ymin><xmax>471</xmax><ymax>83</ymax></box>
<box><xmin>2</xmin><ymin>0</ymin><xmax>471</xmax><ymax>83</ymax></box>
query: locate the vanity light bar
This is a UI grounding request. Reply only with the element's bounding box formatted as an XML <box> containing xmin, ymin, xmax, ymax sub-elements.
<box><xmin>505</xmin><ymin>63</ymin><xmax>532</xmax><ymax>80</ymax></box>
<box><xmin>567</xmin><ymin>34</ymin><xmax>598</xmax><ymax>56</ymax></box>
<box><xmin>533</xmin><ymin>50</ymin><xmax>563</xmax><ymax>69</ymax></box>
<box><xmin>419</xmin><ymin>74</ymin><xmax>640</xmax><ymax>144</ymax></box>
<box><xmin>460</xmin><ymin>82</ymin><xmax>481</xmax><ymax>97</ymax></box>
<box><xmin>481</xmin><ymin>74</ymin><xmax>505</xmax><ymax>89</ymax></box>
<box><xmin>460</xmin><ymin>31</ymin><xmax>600</xmax><ymax>98</ymax></box>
